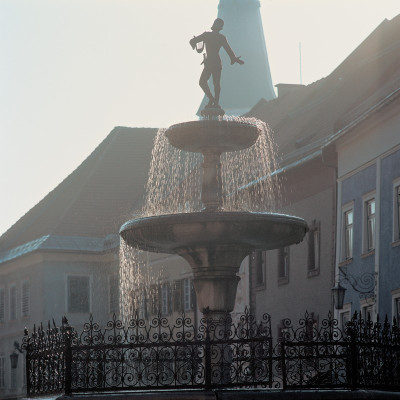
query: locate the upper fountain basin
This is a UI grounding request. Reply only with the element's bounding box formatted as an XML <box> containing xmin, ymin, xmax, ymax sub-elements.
<box><xmin>165</xmin><ymin>120</ymin><xmax>260</xmax><ymax>154</ymax></box>
<box><xmin>120</xmin><ymin>211</ymin><xmax>308</xmax><ymax>254</ymax></box>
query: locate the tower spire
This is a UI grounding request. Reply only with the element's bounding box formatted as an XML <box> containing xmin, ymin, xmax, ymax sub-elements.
<box><xmin>197</xmin><ymin>0</ymin><xmax>276</xmax><ymax>116</ymax></box>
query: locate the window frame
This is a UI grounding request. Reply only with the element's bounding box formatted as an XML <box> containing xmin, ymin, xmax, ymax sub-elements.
<box><xmin>362</xmin><ymin>192</ymin><xmax>376</xmax><ymax>254</ymax></box>
<box><xmin>308</xmin><ymin>220</ymin><xmax>321</xmax><ymax>277</ymax></box>
<box><xmin>341</xmin><ymin>203</ymin><xmax>354</xmax><ymax>262</ymax></box>
<box><xmin>393</xmin><ymin>178</ymin><xmax>400</xmax><ymax>243</ymax></box>
<box><xmin>360</xmin><ymin>301</ymin><xmax>374</xmax><ymax>322</ymax></box>
<box><xmin>338</xmin><ymin>303</ymin><xmax>351</xmax><ymax>330</ymax></box>
<box><xmin>66</xmin><ymin>275</ymin><xmax>91</xmax><ymax>314</ymax></box>
<box><xmin>392</xmin><ymin>289</ymin><xmax>400</xmax><ymax>327</ymax></box>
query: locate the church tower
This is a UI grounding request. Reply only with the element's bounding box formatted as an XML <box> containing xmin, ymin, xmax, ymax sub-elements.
<box><xmin>197</xmin><ymin>0</ymin><xmax>276</xmax><ymax>116</ymax></box>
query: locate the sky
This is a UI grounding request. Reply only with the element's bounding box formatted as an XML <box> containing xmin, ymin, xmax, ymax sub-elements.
<box><xmin>1</xmin><ymin>0</ymin><xmax>399</xmax><ymax>237</ymax></box>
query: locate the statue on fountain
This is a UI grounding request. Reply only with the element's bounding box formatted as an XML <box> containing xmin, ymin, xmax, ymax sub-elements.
<box><xmin>190</xmin><ymin>18</ymin><xmax>244</xmax><ymax>116</ymax></box>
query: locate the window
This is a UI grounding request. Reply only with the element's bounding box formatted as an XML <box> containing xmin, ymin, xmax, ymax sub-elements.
<box><xmin>161</xmin><ymin>283</ymin><xmax>170</xmax><ymax>316</ymax></box>
<box><xmin>173</xmin><ymin>280</ymin><xmax>182</xmax><ymax>312</ymax></box>
<box><xmin>22</xmin><ymin>281</ymin><xmax>30</xmax><ymax>318</ymax></box>
<box><xmin>394</xmin><ymin>182</ymin><xmax>400</xmax><ymax>242</ymax></box>
<box><xmin>308</xmin><ymin>220</ymin><xmax>320</xmax><ymax>274</ymax></box>
<box><xmin>362</xmin><ymin>304</ymin><xmax>373</xmax><ymax>322</ymax></box>
<box><xmin>364</xmin><ymin>197</ymin><xmax>375</xmax><ymax>252</ymax></box>
<box><xmin>343</xmin><ymin>208</ymin><xmax>353</xmax><ymax>260</ymax></box>
<box><xmin>183</xmin><ymin>278</ymin><xmax>192</xmax><ymax>311</ymax></box>
<box><xmin>339</xmin><ymin>304</ymin><xmax>351</xmax><ymax>330</ymax></box>
<box><xmin>0</xmin><ymin>356</ymin><xmax>5</xmax><ymax>388</ymax></box>
<box><xmin>67</xmin><ymin>276</ymin><xmax>90</xmax><ymax>313</ymax></box>
<box><xmin>108</xmin><ymin>275</ymin><xmax>119</xmax><ymax>314</ymax></box>
<box><xmin>9</xmin><ymin>285</ymin><xmax>17</xmax><ymax>320</ymax></box>
<box><xmin>340</xmin><ymin>311</ymin><xmax>350</xmax><ymax>330</ymax></box>
<box><xmin>393</xmin><ymin>293</ymin><xmax>400</xmax><ymax>327</ymax></box>
<box><xmin>150</xmin><ymin>285</ymin><xmax>160</xmax><ymax>315</ymax></box>
<box><xmin>0</xmin><ymin>288</ymin><xmax>4</xmax><ymax>323</ymax></box>
<box><xmin>278</xmin><ymin>247</ymin><xmax>289</xmax><ymax>283</ymax></box>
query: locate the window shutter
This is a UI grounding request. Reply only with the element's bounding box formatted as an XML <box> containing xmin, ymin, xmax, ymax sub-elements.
<box><xmin>168</xmin><ymin>283</ymin><xmax>172</xmax><ymax>315</ymax></box>
<box><xmin>10</xmin><ymin>285</ymin><xmax>17</xmax><ymax>320</ymax></box>
<box><xmin>22</xmin><ymin>282</ymin><xmax>30</xmax><ymax>317</ymax></box>
<box><xmin>190</xmin><ymin>280</ymin><xmax>196</xmax><ymax>311</ymax></box>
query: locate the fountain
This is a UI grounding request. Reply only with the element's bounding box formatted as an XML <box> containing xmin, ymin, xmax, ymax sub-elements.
<box><xmin>120</xmin><ymin>117</ymin><xmax>308</xmax><ymax>321</ymax></box>
<box><xmin>120</xmin><ymin>19</ymin><xmax>308</xmax><ymax>322</ymax></box>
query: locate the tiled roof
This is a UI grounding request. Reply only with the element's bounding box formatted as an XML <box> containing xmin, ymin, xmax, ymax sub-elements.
<box><xmin>246</xmin><ymin>14</ymin><xmax>400</xmax><ymax>166</ymax></box>
<box><xmin>0</xmin><ymin>127</ymin><xmax>157</xmax><ymax>253</ymax></box>
<box><xmin>0</xmin><ymin>234</ymin><xmax>120</xmax><ymax>264</ymax></box>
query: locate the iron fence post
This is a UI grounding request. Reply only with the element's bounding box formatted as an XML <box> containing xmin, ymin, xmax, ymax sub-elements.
<box><xmin>205</xmin><ymin>323</ymin><xmax>212</xmax><ymax>390</ymax></box>
<box><xmin>348</xmin><ymin>323</ymin><xmax>358</xmax><ymax>390</ymax></box>
<box><xmin>281</xmin><ymin>339</ymin><xmax>287</xmax><ymax>390</ymax></box>
<box><xmin>64</xmin><ymin>325</ymin><xmax>72</xmax><ymax>396</ymax></box>
<box><xmin>268</xmin><ymin>338</ymin><xmax>273</xmax><ymax>388</ymax></box>
<box><xmin>25</xmin><ymin>339</ymin><xmax>31</xmax><ymax>396</ymax></box>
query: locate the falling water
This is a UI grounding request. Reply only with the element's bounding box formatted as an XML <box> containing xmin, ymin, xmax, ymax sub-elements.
<box><xmin>119</xmin><ymin>116</ymin><xmax>281</xmax><ymax>321</ymax></box>
<box><xmin>119</xmin><ymin>242</ymin><xmax>164</xmax><ymax>325</ymax></box>
<box><xmin>221</xmin><ymin>117</ymin><xmax>281</xmax><ymax>212</ymax></box>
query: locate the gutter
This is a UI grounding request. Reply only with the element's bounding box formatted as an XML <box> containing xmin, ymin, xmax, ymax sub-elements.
<box><xmin>322</xmin><ymin>86</ymin><xmax>400</xmax><ymax>149</ymax></box>
<box><xmin>238</xmin><ymin>85</ymin><xmax>400</xmax><ymax>193</ymax></box>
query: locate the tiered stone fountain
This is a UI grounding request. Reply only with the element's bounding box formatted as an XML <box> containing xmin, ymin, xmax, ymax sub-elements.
<box><xmin>120</xmin><ymin>115</ymin><xmax>308</xmax><ymax>322</ymax></box>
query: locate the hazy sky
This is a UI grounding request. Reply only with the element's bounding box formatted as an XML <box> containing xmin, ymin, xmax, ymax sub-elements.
<box><xmin>1</xmin><ymin>0</ymin><xmax>399</xmax><ymax>237</ymax></box>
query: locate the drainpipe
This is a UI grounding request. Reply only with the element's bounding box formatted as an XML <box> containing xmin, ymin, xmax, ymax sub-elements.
<box><xmin>322</xmin><ymin>146</ymin><xmax>338</xmax><ymax>316</ymax></box>
<box><xmin>374</xmin><ymin>158</ymin><xmax>381</xmax><ymax>317</ymax></box>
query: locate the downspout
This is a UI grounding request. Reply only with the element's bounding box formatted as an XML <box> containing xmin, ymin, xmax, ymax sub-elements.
<box><xmin>374</xmin><ymin>158</ymin><xmax>381</xmax><ymax>318</ymax></box>
<box><xmin>322</xmin><ymin>147</ymin><xmax>338</xmax><ymax>315</ymax></box>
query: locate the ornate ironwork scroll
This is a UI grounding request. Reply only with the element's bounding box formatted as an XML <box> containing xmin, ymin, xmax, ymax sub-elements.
<box><xmin>22</xmin><ymin>310</ymin><xmax>400</xmax><ymax>397</ymax></box>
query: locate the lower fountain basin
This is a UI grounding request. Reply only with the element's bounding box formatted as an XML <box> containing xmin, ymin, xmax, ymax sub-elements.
<box><xmin>120</xmin><ymin>211</ymin><xmax>308</xmax><ymax>254</ymax></box>
<box><xmin>121</xmin><ymin>212</ymin><xmax>307</xmax><ymax>313</ymax></box>
<box><xmin>165</xmin><ymin>120</ymin><xmax>260</xmax><ymax>154</ymax></box>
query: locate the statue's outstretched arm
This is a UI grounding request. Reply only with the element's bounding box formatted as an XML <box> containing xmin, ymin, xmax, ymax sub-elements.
<box><xmin>222</xmin><ymin>37</ymin><xmax>244</xmax><ymax>65</ymax></box>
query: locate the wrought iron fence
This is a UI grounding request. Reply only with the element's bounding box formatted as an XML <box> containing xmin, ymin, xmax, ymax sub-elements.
<box><xmin>22</xmin><ymin>310</ymin><xmax>400</xmax><ymax>397</ymax></box>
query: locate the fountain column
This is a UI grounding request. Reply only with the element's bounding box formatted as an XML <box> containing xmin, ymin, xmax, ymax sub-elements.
<box><xmin>201</xmin><ymin>150</ymin><xmax>223</xmax><ymax>212</ymax></box>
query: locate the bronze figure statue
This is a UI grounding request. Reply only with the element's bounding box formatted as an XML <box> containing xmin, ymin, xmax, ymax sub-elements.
<box><xmin>190</xmin><ymin>18</ymin><xmax>244</xmax><ymax>111</ymax></box>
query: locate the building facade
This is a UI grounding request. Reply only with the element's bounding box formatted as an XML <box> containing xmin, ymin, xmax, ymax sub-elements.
<box><xmin>333</xmin><ymin>95</ymin><xmax>400</xmax><ymax>325</ymax></box>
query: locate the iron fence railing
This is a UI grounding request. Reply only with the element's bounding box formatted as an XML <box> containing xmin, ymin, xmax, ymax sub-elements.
<box><xmin>22</xmin><ymin>310</ymin><xmax>400</xmax><ymax>397</ymax></box>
